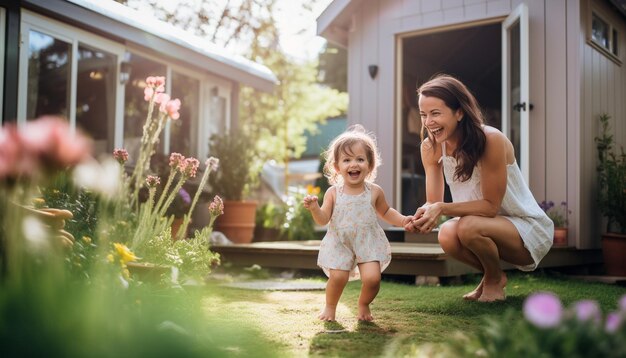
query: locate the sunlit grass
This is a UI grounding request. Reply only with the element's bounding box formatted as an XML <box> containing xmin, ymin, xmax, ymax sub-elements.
<box><xmin>201</xmin><ymin>271</ymin><xmax>625</xmax><ymax>357</ymax></box>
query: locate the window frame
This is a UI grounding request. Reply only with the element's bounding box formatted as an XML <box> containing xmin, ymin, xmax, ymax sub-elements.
<box><xmin>587</xmin><ymin>6</ymin><xmax>622</xmax><ymax>65</ymax></box>
<box><xmin>18</xmin><ymin>11</ymin><xmax>127</xmax><ymax>139</ymax></box>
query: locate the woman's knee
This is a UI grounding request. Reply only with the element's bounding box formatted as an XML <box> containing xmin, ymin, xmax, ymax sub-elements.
<box><xmin>438</xmin><ymin>220</ymin><xmax>460</xmax><ymax>252</ymax></box>
<box><xmin>457</xmin><ymin>216</ymin><xmax>483</xmax><ymax>243</ymax></box>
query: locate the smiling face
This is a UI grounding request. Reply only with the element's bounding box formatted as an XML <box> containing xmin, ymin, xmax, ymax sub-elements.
<box><xmin>418</xmin><ymin>95</ymin><xmax>464</xmax><ymax>144</ymax></box>
<box><xmin>334</xmin><ymin>142</ymin><xmax>371</xmax><ymax>188</ymax></box>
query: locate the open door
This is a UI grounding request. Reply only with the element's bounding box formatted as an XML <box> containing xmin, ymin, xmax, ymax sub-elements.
<box><xmin>502</xmin><ymin>3</ymin><xmax>530</xmax><ymax>182</ymax></box>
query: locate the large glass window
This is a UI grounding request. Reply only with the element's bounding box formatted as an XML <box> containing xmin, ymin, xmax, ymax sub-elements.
<box><xmin>76</xmin><ymin>44</ymin><xmax>117</xmax><ymax>155</ymax></box>
<box><xmin>170</xmin><ymin>71</ymin><xmax>199</xmax><ymax>156</ymax></box>
<box><xmin>27</xmin><ymin>30</ymin><xmax>71</xmax><ymax>119</ymax></box>
<box><xmin>122</xmin><ymin>53</ymin><xmax>166</xmax><ymax>162</ymax></box>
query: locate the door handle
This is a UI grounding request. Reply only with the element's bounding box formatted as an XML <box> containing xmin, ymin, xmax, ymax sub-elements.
<box><xmin>513</xmin><ymin>102</ymin><xmax>534</xmax><ymax>112</ymax></box>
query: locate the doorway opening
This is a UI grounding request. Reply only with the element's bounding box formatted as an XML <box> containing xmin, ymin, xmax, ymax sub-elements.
<box><xmin>399</xmin><ymin>22</ymin><xmax>501</xmax><ymax>215</ymax></box>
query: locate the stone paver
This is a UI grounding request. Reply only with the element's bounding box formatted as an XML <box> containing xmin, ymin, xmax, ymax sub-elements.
<box><xmin>221</xmin><ymin>279</ymin><xmax>326</xmax><ymax>291</ymax></box>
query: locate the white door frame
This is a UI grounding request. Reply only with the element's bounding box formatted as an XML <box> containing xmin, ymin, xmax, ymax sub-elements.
<box><xmin>502</xmin><ymin>3</ymin><xmax>530</xmax><ymax>182</ymax></box>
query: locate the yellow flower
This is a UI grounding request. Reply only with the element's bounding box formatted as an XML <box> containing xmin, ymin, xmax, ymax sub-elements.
<box><xmin>306</xmin><ymin>185</ymin><xmax>321</xmax><ymax>196</ymax></box>
<box><xmin>107</xmin><ymin>254</ymin><xmax>114</xmax><ymax>263</ymax></box>
<box><xmin>114</xmin><ymin>243</ymin><xmax>137</xmax><ymax>263</ymax></box>
<box><xmin>82</xmin><ymin>236</ymin><xmax>92</xmax><ymax>244</ymax></box>
<box><xmin>32</xmin><ymin>198</ymin><xmax>46</xmax><ymax>207</ymax></box>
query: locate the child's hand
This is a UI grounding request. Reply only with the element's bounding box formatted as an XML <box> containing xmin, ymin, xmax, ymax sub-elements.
<box><xmin>302</xmin><ymin>195</ymin><xmax>319</xmax><ymax>210</ymax></box>
<box><xmin>400</xmin><ymin>215</ymin><xmax>414</xmax><ymax>228</ymax></box>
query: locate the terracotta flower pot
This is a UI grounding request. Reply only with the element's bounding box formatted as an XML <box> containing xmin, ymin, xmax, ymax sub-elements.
<box><xmin>214</xmin><ymin>200</ymin><xmax>257</xmax><ymax>244</ymax></box>
<box><xmin>602</xmin><ymin>232</ymin><xmax>626</xmax><ymax>276</ymax></box>
<box><xmin>553</xmin><ymin>227</ymin><xmax>568</xmax><ymax>246</ymax></box>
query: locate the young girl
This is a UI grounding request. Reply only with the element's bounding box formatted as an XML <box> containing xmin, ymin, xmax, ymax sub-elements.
<box><xmin>303</xmin><ymin>125</ymin><xmax>412</xmax><ymax>322</ymax></box>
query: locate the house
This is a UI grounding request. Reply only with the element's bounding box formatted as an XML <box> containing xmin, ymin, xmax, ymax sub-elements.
<box><xmin>317</xmin><ymin>0</ymin><xmax>626</xmax><ymax>250</ymax></box>
<box><xmin>1</xmin><ymin>0</ymin><xmax>276</xmax><ymax>163</ymax></box>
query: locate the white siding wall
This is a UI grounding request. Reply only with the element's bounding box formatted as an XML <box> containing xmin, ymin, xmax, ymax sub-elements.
<box><xmin>580</xmin><ymin>0</ymin><xmax>626</xmax><ymax>247</ymax></box>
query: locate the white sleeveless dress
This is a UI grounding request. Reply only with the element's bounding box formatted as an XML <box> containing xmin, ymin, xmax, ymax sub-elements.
<box><xmin>440</xmin><ymin>142</ymin><xmax>553</xmax><ymax>271</ymax></box>
<box><xmin>317</xmin><ymin>183</ymin><xmax>392</xmax><ymax>280</ymax></box>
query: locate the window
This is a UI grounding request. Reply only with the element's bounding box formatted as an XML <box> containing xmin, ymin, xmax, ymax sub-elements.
<box><xmin>19</xmin><ymin>11</ymin><xmax>125</xmax><ymax>157</ymax></box>
<box><xmin>588</xmin><ymin>9</ymin><xmax>621</xmax><ymax>64</ymax></box>
<box><xmin>169</xmin><ymin>71</ymin><xmax>199</xmax><ymax>156</ymax></box>
<box><xmin>27</xmin><ymin>30</ymin><xmax>72</xmax><ymax>119</ymax></box>
<box><xmin>76</xmin><ymin>44</ymin><xmax>117</xmax><ymax>154</ymax></box>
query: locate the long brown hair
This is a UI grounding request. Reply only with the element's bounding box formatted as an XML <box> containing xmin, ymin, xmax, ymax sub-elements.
<box><xmin>417</xmin><ymin>74</ymin><xmax>486</xmax><ymax>182</ymax></box>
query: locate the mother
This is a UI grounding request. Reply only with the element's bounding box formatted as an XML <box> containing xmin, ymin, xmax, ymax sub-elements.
<box><xmin>405</xmin><ymin>74</ymin><xmax>553</xmax><ymax>302</ymax></box>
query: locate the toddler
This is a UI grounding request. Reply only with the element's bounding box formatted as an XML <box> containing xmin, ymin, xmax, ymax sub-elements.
<box><xmin>303</xmin><ymin>124</ymin><xmax>412</xmax><ymax>321</ymax></box>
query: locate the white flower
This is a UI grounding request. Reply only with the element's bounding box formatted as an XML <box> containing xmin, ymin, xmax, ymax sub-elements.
<box><xmin>73</xmin><ymin>158</ymin><xmax>120</xmax><ymax>199</ymax></box>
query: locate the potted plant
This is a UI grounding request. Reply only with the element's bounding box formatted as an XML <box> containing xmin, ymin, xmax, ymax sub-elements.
<box><xmin>595</xmin><ymin>113</ymin><xmax>626</xmax><ymax>276</ymax></box>
<box><xmin>207</xmin><ymin>129</ymin><xmax>260</xmax><ymax>243</ymax></box>
<box><xmin>539</xmin><ymin>200</ymin><xmax>570</xmax><ymax>246</ymax></box>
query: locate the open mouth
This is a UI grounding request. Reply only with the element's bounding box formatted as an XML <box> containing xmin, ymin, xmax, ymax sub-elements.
<box><xmin>430</xmin><ymin>127</ymin><xmax>443</xmax><ymax>136</ymax></box>
<box><xmin>348</xmin><ymin>170</ymin><xmax>361</xmax><ymax>179</ymax></box>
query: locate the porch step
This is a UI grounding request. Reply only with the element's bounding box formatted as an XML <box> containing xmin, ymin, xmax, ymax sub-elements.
<box><xmin>211</xmin><ymin>240</ymin><xmax>604</xmax><ymax>278</ymax></box>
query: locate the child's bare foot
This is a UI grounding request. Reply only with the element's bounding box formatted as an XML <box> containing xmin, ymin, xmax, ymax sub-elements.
<box><xmin>463</xmin><ymin>278</ymin><xmax>484</xmax><ymax>301</ymax></box>
<box><xmin>357</xmin><ymin>304</ymin><xmax>373</xmax><ymax>321</ymax></box>
<box><xmin>318</xmin><ymin>304</ymin><xmax>337</xmax><ymax>321</ymax></box>
<box><xmin>478</xmin><ymin>272</ymin><xmax>507</xmax><ymax>302</ymax></box>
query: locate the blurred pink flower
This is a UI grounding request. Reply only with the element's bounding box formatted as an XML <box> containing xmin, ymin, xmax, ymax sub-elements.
<box><xmin>605</xmin><ymin>312</ymin><xmax>622</xmax><ymax>333</ymax></box>
<box><xmin>169</xmin><ymin>153</ymin><xmax>185</xmax><ymax>169</ymax></box>
<box><xmin>145</xmin><ymin>175</ymin><xmax>160</xmax><ymax>188</ymax></box>
<box><xmin>206</xmin><ymin>157</ymin><xmax>219</xmax><ymax>172</ymax></box>
<box><xmin>144</xmin><ymin>87</ymin><xmax>154</xmax><ymax>101</ymax></box>
<box><xmin>113</xmin><ymin>148</ymin><xmax>129</xmax><ymax>165</ymax></box>
<box><xmin>571</xmin><ymin>300</ymin><xmax>601</xmax><ymax>324</ymax></box>
<box><xmin>179</xmin><ymin>157</ymin><xmax>199</xmax><ymax>178</ymax></box>
<box><xmin>165</xmin><ymin>99</ymin><xmax>181</xmax><ymax>120</ymax></box>
<box><xmin>523</xmin><ymin>292</ymin><xmax>563</xmax><ymax>328</ymax></box>
<box><xmin>0</xmin><ymin>116</ymin><xmax>91</xmax><ymax>180</ymax></box>
<box><xmin>208</xmin><ymin>195</ymin><xmax>224</xmax><ymax>216</ymax></box>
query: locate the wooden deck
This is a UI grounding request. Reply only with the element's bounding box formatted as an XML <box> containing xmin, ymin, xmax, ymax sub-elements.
<box><xmin>211</xmin><ymin>239</ymin><xmax>604</xmax><ymax>278</ymax></box>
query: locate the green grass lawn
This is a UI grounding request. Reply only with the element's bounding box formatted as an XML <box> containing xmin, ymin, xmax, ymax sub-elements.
<box><xmin>200</xmin><ymin>271</ymin><xmax>625</xmax><ymax>357</ymax></box>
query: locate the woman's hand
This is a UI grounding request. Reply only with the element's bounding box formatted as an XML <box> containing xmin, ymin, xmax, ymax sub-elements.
<box><xmin>404</xmin><ymin>202</ymin><xmax>443</xmax><ymax>233</ymax></box>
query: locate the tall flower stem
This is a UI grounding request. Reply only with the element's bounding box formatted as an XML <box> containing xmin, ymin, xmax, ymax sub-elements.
<box><xmin>155</xmin><ymin>167</ymin><xmax>177</xmax><ymax>216</ymax></box>
<box><xmin>176</xmin><ymin>166</ymin><xmax>214</xmax><ymax>241</ymax></box>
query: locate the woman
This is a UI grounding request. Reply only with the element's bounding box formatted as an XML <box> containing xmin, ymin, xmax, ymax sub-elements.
<box><xmin>405</xmin><ymin>74</ymin><xmax>553</xmax><ymax>302</ymax></box>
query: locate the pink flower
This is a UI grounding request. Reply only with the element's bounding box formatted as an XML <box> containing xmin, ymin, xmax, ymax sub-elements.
<box><xmin>113</xmin><ymin>148</ymin><xmax>129</xmax><ymax>165</ymax></box>
<box><xmin>179</xmin><ymin>157</ymin><xmax>199</xmax><ymax>178</ymax></box>
<box><xmin>145</xmin><ymin>76</ymin><xmax>165</xmax><ymax>91</ymax></box>
<box><xmin>20</xmin><ymin>116</ymin><xmax>92</xmax><ymax>171</ymax></box>
<box><xmin>571</xmin><ymin>300</ymin><xmax>601</xmax><ymax>324</ymax></box>
<box><xmin>165</xmin><ymin>99</ymin><xmax>181</xmax><ymax>120</ymax></box>
<box><xmin>169</xmin><ymin>153</ymin><xmax>185</xmax><ymax>169</ymax></box>
<box><xmin>206</xmin><ymin>157</ymin><xmax>219</xmax><ymax>172</ymax></box>
<box><xmin>605</xmin><ymin>312</ymin><xmax>622</xmax><ymax>333</ymax></box>
<box><xmin>145</xmin><ymin>175</ymin><xmax>160</xmax><ymax>188</ymax></box>
<box><xmin>144</xmin><ymin>87</ymin><xmax>154</xmax><ymax>101</ymax></box>
<box><xmin>208</xmin><ymin>195</ymin><xmax>224</xmax><ymax>216</ymax></box>
<box><xmin>523</xmin><ymin>292</ymin><xmax>563</xmax><ymax>328</ymax></box>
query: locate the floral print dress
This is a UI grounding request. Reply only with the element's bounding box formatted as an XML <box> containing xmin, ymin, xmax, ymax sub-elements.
<box><xmin>317</xmin><ymin>183</ymin><xmax>392</xmax><ymax>280</ymax></box>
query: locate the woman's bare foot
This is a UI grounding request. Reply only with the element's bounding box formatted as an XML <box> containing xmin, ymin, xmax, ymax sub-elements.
<box><xmin>463</xmin><ymin>278</ymin><xmax>484</xmax><ymax>301</ymax></box>
<box><xmin>357</xmin><ymin>304</ymin><xmax>374</xmax><ymax>321</ymax></box>
<box><xmin>478</xmin><ymin>272</ymin><xmax>507</xmax><ymax>302</ymax></box>
<box><xmin>318</xmin><ymin>304</ymin><xmax>337</xmax><ymax>321</ymax></box>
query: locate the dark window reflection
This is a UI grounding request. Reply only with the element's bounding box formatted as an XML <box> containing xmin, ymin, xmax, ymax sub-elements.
<box><xmin>27</xmin><ymin>30</ymin><xmax>71</xmax><ymax>119</ymax></box>
<box><xmin>170</xmin><ymin>72</ymin><xmax>199</xmax><ymax>156</ymax></box>
<box><xmin>76</xmin><ymin>44</ymin><xmax>117</xmax><ymax>156</ymax></box>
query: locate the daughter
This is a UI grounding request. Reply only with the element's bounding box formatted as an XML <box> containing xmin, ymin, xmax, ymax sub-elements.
<box><xmin>303</xmin><ymin>125</ymin><xmax>412</xmax><ymax>321</ymax></box>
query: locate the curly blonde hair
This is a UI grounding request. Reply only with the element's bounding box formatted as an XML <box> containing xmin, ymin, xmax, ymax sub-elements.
<box><xmin>323</xmin><ymin>124</ymin><xmax>381</xmax><ymax>185</ymax></box>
